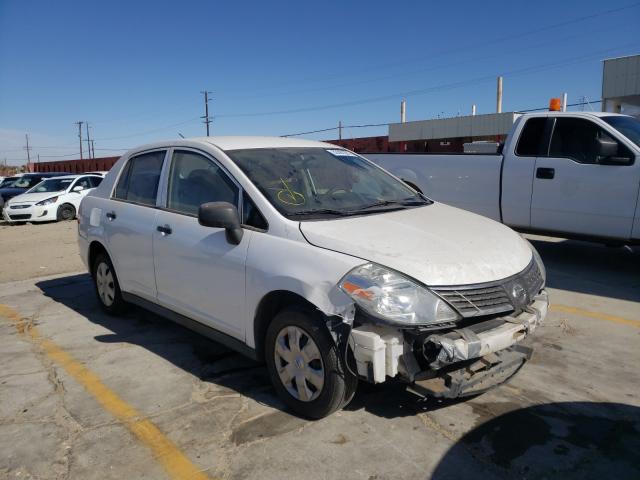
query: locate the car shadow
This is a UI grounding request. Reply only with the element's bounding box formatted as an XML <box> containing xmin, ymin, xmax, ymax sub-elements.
<box><xmin>431</xmin><ymin>401</ymin><xmax>640</xmax><ymax>480</ymax></box>
<box><xmin>527</xmin><ymin>236</ymin><xmax>640</xmax><ymax>303</ymax></box>
<box><xmin>34</xmin><ymin>273</ymin><xmax>485</xmax><ymax>420</ymax></box>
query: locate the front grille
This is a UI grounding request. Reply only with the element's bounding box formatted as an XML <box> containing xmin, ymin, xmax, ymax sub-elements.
<box><xmin>8</xmin><ymin>214</ymin><xmax>31</xmax><ymax>220</ymax></box>
<box><xmin>433</xmin><ymin>259</ymin><xmax>543</xmax><ymax>318</ymax></box>
<box><xmin>10</xmin><ymin>204</ymin><xmax>30</xmax><ymax>209</ymax></box>
<box><xmin>434</xmin><ymin>285</ymin><xmax>513</xmax><ymax>317</ymax></box>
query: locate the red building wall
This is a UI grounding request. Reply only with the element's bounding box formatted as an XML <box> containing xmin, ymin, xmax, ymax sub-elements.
<box><xmin>29</xmin><ymin>156</ymin><xmax>120</xmax><ymax>174</ymax></box>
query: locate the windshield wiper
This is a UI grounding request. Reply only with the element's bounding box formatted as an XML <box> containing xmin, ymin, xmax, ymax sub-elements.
<box><xmin>352</xmin><ymin>196</ymin><xmax>431</xmax><ymax>212</ymax></box>
<box><xmin>287</xmin><ymin>208</ymin><xmax>354</xmax><ymax>217</ymax></box>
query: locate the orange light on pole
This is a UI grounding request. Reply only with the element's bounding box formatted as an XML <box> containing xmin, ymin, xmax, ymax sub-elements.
<box><xmin>549</xmin><ymin>98</ymin><xmax>562</xmax><ymax>111</ymax></box>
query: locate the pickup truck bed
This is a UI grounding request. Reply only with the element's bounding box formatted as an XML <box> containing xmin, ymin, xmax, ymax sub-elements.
<box><xmin>365</xmin><ymin>112</ymin><xmax>640</xmax><ymax>244</ymax></box>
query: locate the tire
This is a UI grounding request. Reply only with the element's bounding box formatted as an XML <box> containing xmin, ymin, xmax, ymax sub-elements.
<box><xmin>265</xmin><ymin>306</ymin><xmax>357</xmax><ymax>419</ymax></box>
<box><xmin>57</xmin><ymin>203</ymin><xmax>76</xmax><ymax>221</ymax></box>
<box><xmin>92</xmin><ymin>252</ymin><xmax>127</xmax><ymax>314</ymax></box>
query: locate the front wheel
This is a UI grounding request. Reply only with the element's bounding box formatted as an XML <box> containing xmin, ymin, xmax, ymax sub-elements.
<box><xmin>265</xmin><ymin>307</ymin><xmax>357</xmax><ymax>419</ymax></box>
<box><xmin>57</xmin><ymin>203</ymin><xmax>76</xmax><ymax>221</ymax></box>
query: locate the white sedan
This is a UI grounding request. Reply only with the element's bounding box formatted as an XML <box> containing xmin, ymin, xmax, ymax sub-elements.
<box><xmin>3</xmin><ymin>174</ymin><xmax>103</xmax><ymax>223</ymax></box>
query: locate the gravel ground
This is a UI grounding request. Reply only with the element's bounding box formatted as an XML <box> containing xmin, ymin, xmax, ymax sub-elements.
<box><xmin>0</xmin><ymin>220</ymin><xmax>85</xmax><ymax>283</ymax></box>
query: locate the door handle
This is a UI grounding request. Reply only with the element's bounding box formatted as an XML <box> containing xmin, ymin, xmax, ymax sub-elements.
<box><xmin>157</xmin><ymin>225</ymin><xmax>172</xmax><ymax>235</ymax></box>
<box><xmin>536</xmin><ymin>167</ymin><xmax>555</xmax><ymax>179</ymax></box>
<box><xmin>106</xmin><ymin>211</ymin><xmax>116</xmax><ymax>221</ymax></box>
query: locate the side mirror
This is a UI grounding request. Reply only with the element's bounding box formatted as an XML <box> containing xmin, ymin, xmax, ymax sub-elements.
<box><xmin>596</xmin><ymin>137</ymin><xmax>618</xmax><ymax>158</ymax></box>
<box><xmin>72</xmin><ymin>185</ymin><xmax>85</xmax><ymax>192</ymax></box>
<box><xmin>198</xmin><ymin>201</ymin><xmax>243</xmax><ymax>245</ymax></box>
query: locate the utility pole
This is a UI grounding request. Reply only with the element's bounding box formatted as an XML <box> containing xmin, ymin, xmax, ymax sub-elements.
<box><xmin>91</xmin><ymin>140</ymin><xmax>95</xmax><ymax>158</ymax></box>
<box><xmin>75</xmin><ymin>121</ymin><xmax>84</xmax><ymax>160</ymax></box>
<box><xmin>201</xmin><ymin>91</ymin><xmax>212</xmax><ymax>136</ymax></box>
<box><xmin>85</xmin><ymin>122</ymin><xmax>92</xmax><ymax>159</ymax></box>
<box><xmin>496</xmin><ymin>76</ymin><xmax>503</xmax><ymax>113</ymax></box>
<box><xmin>338</xmin><ymin>121</ymin><xmax>343</xmax><ymax>140</ymax></box>
<box><xmin>23</xmin><ymin>134</ymin><xmax>32</xmax><ymax>163</ymax></box>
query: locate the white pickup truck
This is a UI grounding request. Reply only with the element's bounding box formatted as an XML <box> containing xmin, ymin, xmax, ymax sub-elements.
<box><xmin>367</xmin><ymin>112</ymin><xmax>640</xmax><ymax>245</ymax></box>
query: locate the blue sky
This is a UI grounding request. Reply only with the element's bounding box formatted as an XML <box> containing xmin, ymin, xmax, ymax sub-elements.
<box><xmin>1</xmin><ymin>0</ymin><xmax>639</xmax><ymax>165</ymax></box>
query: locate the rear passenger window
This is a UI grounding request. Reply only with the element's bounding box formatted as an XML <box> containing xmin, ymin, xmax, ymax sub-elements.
<box><xmin>114</xmin><ymin>151</ymin><xmax>165</xmax><ymax>206</ymax></box>
<box><xmin>89</xmin><ymin>176</ymin><xmax>103</xmax><ymax>188</ymax></box>
<box><xmin>516</xmin><ymin>118</ymin><xmax>547</xmax><ymax>156</ymax></box>
<box><xmin>166</xmin><ymin>150</ymin><xmax>239</xmax><ymax>216</ymax></box>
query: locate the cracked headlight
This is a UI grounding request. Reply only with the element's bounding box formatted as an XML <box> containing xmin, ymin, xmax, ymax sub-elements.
<box><xmin>36</xmin><ymin>196</ymin><xmax>58</xmax><ymax>206</ymax></box>
<box><xmin>339</xmin><ymin>263</ymin><xmax>460</xmax><ymax>326</ymax></box>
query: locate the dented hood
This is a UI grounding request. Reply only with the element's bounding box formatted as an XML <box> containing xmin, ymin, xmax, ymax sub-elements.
<box><xmin>299</xmin><ymin>202</ymin><xmax>533</xmax><ymax>286</ymax></box>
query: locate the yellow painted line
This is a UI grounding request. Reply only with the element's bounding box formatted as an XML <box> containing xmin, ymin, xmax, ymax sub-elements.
<box><xmin>0</xmin><ymin>304</ymin><xmax>212</xmax><ymax>480</ymax></box>
<box><xmin>551</xmin><ymin>304</ymin><xmax>640</xmax><ymax>329</ymax></box>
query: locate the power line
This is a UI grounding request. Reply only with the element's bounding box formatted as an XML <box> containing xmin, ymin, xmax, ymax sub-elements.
<box><xmin>221</xmin><ymin>2</ymin><xmax>640</xmax><ymax>96</ymax></box>
<box><xmin>217</xmin><ymin>43</ymin><xmax>637</xmax><ymax>120</ymax></box>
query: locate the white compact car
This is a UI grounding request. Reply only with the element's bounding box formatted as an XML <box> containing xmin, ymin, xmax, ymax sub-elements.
<box><xmin>78</xmin><ymin>137</ymin><xmax>548</xmax><ymax>418</ymax></box>
<box><xmin>4</xmin><ymin>174</ymin><xmax>103</xmax><ymax>223</ymax></box>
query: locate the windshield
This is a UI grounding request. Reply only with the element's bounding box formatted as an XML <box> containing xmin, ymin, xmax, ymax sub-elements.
<box><xmin>0</xmin><ymin>177</ymin><xmax>19</xmax><ymax>188</ymax></box>
<box><xmin>602</xmin><ymin>115</ymin><xmax>640</xmax><ymax>148</ymax></box>
<box><xmin>10</xmin><ymin>176</ymin><xmax>46</xmax><ymax>189</ymax></box>
<box><xmin>227</xmin><ymin>147</ymin><xmax>429</xmax><ymax>219</ymax></box>
<box><xmin>27</xmin><ymin>178</ymin><xmax>73</xmax><ymax>193</ymax></box>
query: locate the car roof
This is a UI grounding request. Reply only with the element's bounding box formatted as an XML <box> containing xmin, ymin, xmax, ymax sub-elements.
<box><xmin>40</xmin><ymin>174</ymin><xmax>101</xmax><ymax>180</ymax></box>
<box><xmin>125</xmin><ymin>136</ymin><xmax>340</xmax><ymax>155</ymax></box>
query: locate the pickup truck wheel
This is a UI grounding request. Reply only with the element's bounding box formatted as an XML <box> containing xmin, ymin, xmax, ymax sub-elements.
<box><xmin>92</xmin><ymin>253</ymin><xmax>127</xmax><ymax>314</ymax></box>
<box><xmin>265</xmin><ymin>307</ymin><xmax>356</xmax><ymax>419</ymax></box>
<box><xmin>57</xmin><ymin>203</ymin><xmax>76</xmax><ymax>221</ymax></box>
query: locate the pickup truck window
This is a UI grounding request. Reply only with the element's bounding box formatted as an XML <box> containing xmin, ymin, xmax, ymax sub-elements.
<box><xmin>602</xmin><ymin>115</ymin><xmax>640</xmax><ymax>148</ymax></box>
<box><xmin>549</xmin><ymin>118</ymin><xmax>633</xmax><ymax>165</ymax></box>
<box><xmin>166</xmin><ymin>150</ymin><xmax>239</xmax><ymax>216</ymax></box>
<box><xmin>114</xmin><ymin>150</ymin><xmax>165</xmax><ymax>206</ymax></box>
<box><xmin>516</xmin><ymin>117</ymin><xmax>547</xmax><ymax>156</ymax></box>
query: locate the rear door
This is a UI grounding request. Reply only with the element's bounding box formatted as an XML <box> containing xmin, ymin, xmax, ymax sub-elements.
<box><xmin>530</xmin><ymin>117</ymin><xmax>638</xmax><ymax>240</ymax></box>
<box><xmin>153</xmin><ymin>148</ymin><xmax>252</xmax><ymax>339</ymax></box>
<box><xmin>104</xmin><ymin>149</ymin><xmax>167</xmax><ymax>300</ymax></box>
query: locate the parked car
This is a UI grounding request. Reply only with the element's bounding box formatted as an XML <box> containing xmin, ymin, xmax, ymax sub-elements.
<box><xmin>78</xmin><ymin>137</ymin><xmax>548</xmax><ymax>418</ymax></box>
<box><xmin>0</xmin><ymin>172</ymin><xmax>67</xmax><ymax>214</ymax></box>
<box><xmin>84</xmin><ymin>171</ymin><xmax>109</xmax><ymax>177</ymax></box>
<box><xmin>3</xmin><ymin>174</ymin><xmax>103</xmax><ymax>223</ymax></box>
<box><xmin>367</xmin><ymin>112</ymin><xmax>640</xmax><ymax>245</ymax></box>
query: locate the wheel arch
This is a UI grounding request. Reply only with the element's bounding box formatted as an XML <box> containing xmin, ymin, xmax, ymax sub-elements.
<box><xmin>253</xmin><ymin>290</ymin><xmax>325</xmax><ymax>360</ymax></box>
<box><xmin>88</xmin><ymin>240</ymin><xmax>110</xmax><ymax>276</ymax></box>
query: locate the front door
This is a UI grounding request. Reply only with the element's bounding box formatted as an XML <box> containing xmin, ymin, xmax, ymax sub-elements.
<box><xmin>153</xmin><ymin>149</ymin><xmax>250</xmax><ymax>339</ymax></box>
<box><xmin>530</xmin><ymin>117</ymin><xmax>638</xmax><ymax>240</ymax></box>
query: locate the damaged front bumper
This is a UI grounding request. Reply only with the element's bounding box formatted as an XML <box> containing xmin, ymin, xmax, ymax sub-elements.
<box><xmin>349</xmin><ymin>290</ymin><xmax>548</xmax><ymax>397</ymax></box>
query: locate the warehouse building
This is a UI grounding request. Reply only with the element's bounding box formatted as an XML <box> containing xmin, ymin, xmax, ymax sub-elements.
<box><xmin>602</xmin><ymin>54</ymin><xmax>640</xmax><ymax>116</ymax></box>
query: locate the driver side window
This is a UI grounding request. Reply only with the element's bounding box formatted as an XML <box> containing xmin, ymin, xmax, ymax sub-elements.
<box><xmin>549</xmin><ymin>118</ymin><xmax>631</xmax><ymax>164</ymax></box>
<box><xmin>166</xmin><ymin>150</ymin><xmax>239</xmax><ymax>216</ymax></box>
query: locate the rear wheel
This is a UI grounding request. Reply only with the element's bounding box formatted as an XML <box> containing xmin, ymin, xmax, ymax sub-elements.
<box><xmin>57</xmin><ymin>203</ymin><xmax>76</xmax><ymax>221</ymax></box>
<box><xmin>92</xmin><ymin>252</ymin><xmax>127</xmax><ymax>314</ymax></box>
<box><xmin>265</xmin><ymin>307</ymin><xmax>357</xmax><ymax>419</ymax></box>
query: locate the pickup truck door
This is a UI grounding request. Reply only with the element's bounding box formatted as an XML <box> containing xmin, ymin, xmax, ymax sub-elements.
<box><xmin>530</xmin><ymin>117</ymin><xmax>638</xmax><ymax>240</ymax></box>
<box><xmin>152</xmin><ymin>149</ymin><xmax>250</xmax><ymax>340</ymax></box>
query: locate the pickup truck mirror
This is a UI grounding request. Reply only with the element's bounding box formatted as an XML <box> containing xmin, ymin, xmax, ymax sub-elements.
<box><xmin>198</xmin><ymin>201</ymin><xmax>243</xmax><ymax>245</ymax></box>
<box><xmin>596</xmin><ymin>137</ymin><xmax>632</xmax><ymax>165</ymax></box>
<box><xmin>596</xmin><ymin>137</ymin><xmax>618</xmax><ymax>158</ymax></box>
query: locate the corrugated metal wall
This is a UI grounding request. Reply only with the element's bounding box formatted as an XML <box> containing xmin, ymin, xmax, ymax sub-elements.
<box><xmin>29</xmin><ymin>156</ymin><xmax>120</xmax><ymax>174</ymax></box>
